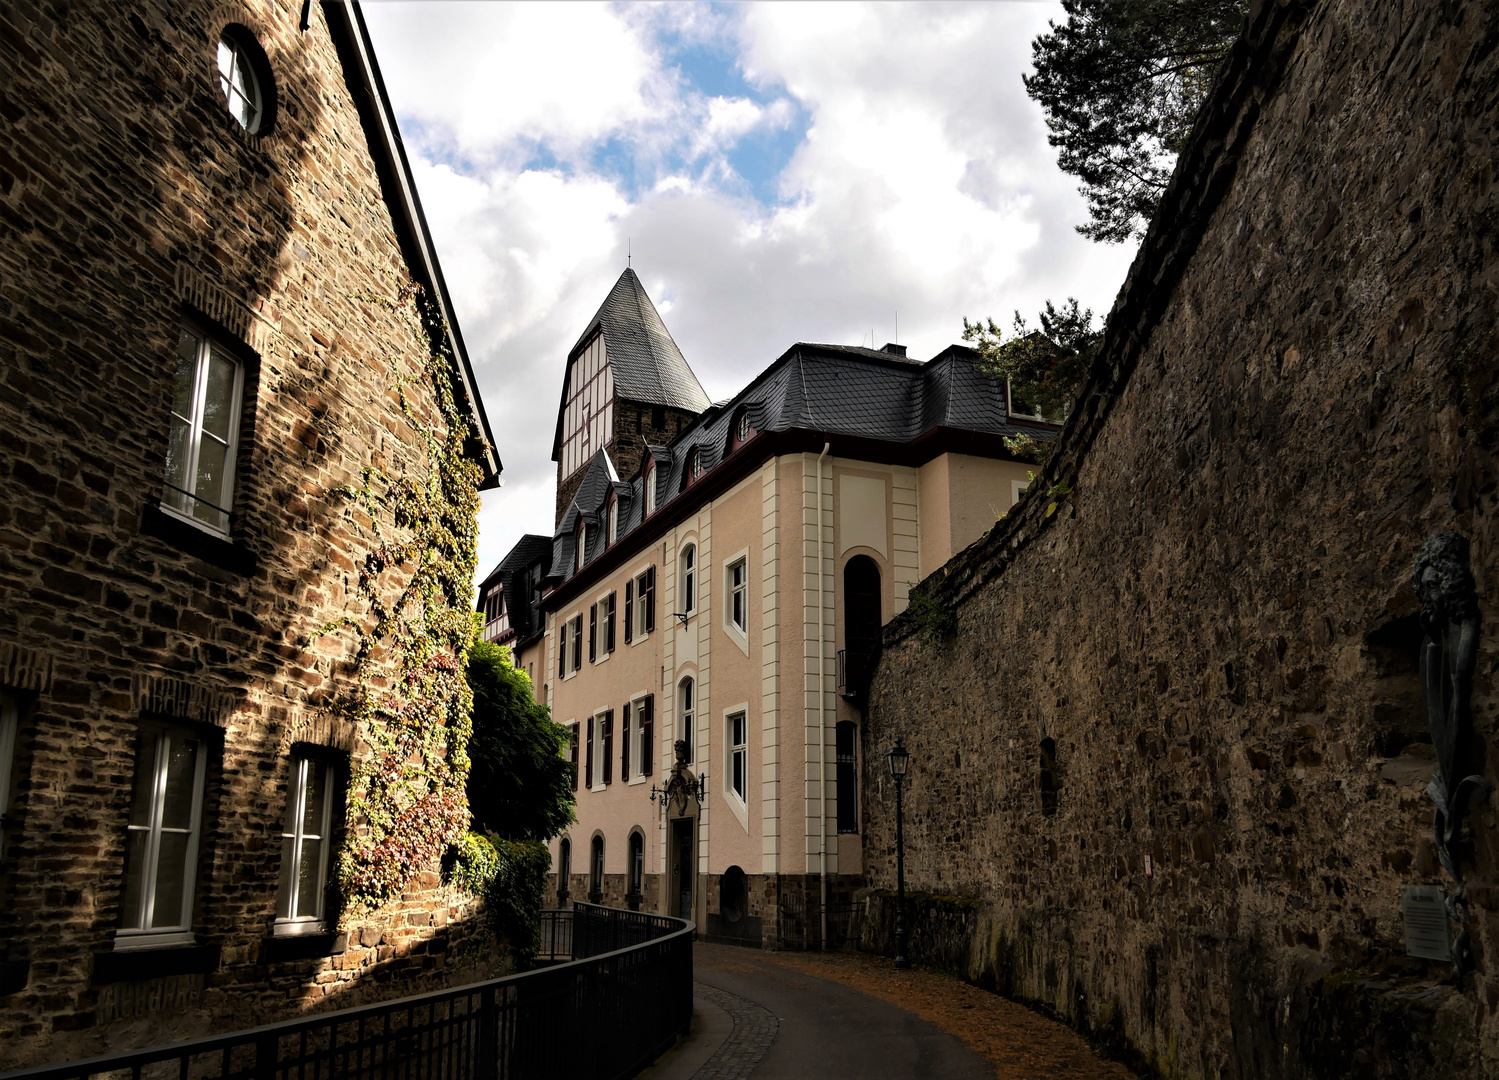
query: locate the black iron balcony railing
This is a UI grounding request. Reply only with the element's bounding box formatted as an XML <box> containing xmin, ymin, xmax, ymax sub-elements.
<box><xmin>2</xmin><ymin>903</ymin><xmax>692</xmax><ymax>1080</ymax></box>
<box><xmin>837</xmin><ymin>646</ymin><xmax>878</xmax><ymax>704</ymax></box>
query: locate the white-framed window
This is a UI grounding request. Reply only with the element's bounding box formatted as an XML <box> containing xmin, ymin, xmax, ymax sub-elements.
<box><xmin>118</xmin><ymin>724</ymin><xmax>208</xmax><ymax>949</ymax></box>
<box><xmin>735</xmin><ymin>411</ymin><xmax>752</xmax><ymax>444</ymax></box>
<box><xmin>0</xmin><ymin>691</ymin><xmax>18</xmax><ymax>861</ymax></box>
<box><xmin>217</xmin><ymin>31</ymin><xmax>264</xmax><ymax>133</ymax></box>
<box><xmin>1006</xmin><ymin>379</ymin><xmax>1046</xmax><ymax>422</ymax></box>
<box><xmin>569</xmin><ymin>614</ymin><xmax>583</xmax><ymax>674</ymax></box>
<box><xmin>607</xmin><ymin>497</ymin><xmax>619</xmax><ymax>544</ymax></box>
<box><xmin>575</xmin><ymin>522</ymin><xmax>587</xmax><ymax>571</ymax></box>
<box><xmin>726</xmin><ymin>558</ymin><xmax>747</xmax><ymax>634</ymax></box>
<box><xmin>164</xmin><ymin>326</ymin><xmax>244</xmax><ymax>537</ymax></box>
<box><xmin>680</xmin><ymin>543</ymin><xmax>697</xmax><ymax>613</ymax></box>
<box><xmin>645</xmin><ymin>462</ymin><xmax>657</xmax><ymax>515</ymax></box>
<box><xmin>726</xmin><ymin>711</ymin><xmax>747</xmax><ymax>804</ymax></box>
<box><xmin>631</xmin><ymin>567</ymin><xmax>654</xmax><ymax>640</ymax></box>
<box><xmin>592</xmin><ymin>592</ymin><xmax>616</xmax><ymax>661</ymax></box>
<box><xmin>677</xmin><ymin>677</ymin><xmax>695</xmax><ymax>763</ymax></box>
<box><xmin>275</xmin><ymin>756</ymin><xmax>336</xmax><ymax>934</ymax></box>
<box><xmin>689</xmin><ymin>450</ymin><xmax>704</xmax><ymax>480</ymax></box>
<box><xmin>628</xmin><ymin>694</ymin><xmax>648</xmax><ymax>783</ymax></box>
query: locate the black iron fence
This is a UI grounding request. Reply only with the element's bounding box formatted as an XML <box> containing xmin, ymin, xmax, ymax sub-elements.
<box><xmin>2</xmin><ymin>903</ymin><xmax>692</xmax><ymax>1080</ymax></box>
<box><xmin>778</xmin><ymin>894</ymin><xmax>865</xmax><ymax>951</ymax></box>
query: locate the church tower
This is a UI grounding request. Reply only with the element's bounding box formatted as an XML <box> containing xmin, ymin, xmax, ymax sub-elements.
<box><xmin>552</xmin><ymin>268</ymin><xmax>711</xmax><ymax>524</ymax></box>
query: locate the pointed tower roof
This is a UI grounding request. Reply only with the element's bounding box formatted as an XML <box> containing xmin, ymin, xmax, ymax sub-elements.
<box><xmin>570</xmin><ymin>268</ymin><xmax>711</xmax><ymax>413</ymax></box>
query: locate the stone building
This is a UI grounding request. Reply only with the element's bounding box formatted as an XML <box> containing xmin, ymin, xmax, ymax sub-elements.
<box><xmin>480</xmin><ymin>269</ymin><xmax>1053</xmax><ymax>946</ymax></box>
<box><xmin>861</xmin><ymin>1</ymin><xmax>1499</xmax><ymax>1077</ymax></box>
<box><xmin>0</xmin><ymin>1</ymin><xmax>498</xmax><ymax>1067</ymax></box>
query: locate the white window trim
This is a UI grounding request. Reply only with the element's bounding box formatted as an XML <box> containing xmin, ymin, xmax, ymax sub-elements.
<box><xmin>593</xmin><ymin>592</ymin><xmax>612</xmax><ymax>664</ymax></box>
<box><xmin>116</xmin><ymin>724</ymin><xmax>208</xmax><ymax>950</ymax></box>
<box><xmin>677</xmin><ymin>676</ymin><xmax>696</xmax><ymax>766</ymax></box>
<box><xmin>722</xmin><ymin>548</ymin><xmax>750</xmax><ymax>657</ymax></box>
<box><xmin>274</xmin><ymin>756</ymin><xmax>336</xmax><ymax>936</ymax></box>
<box><xmin>1006</xmin><ymin>379</ymin><xmax>1046</xmax><ymax>422</ymax></box>
<box><xmin>0</xmin><ymin>691</ymin><xmax>17</xmax><ymax>861</ymax></box>
<box><xmin>608</xmin><ymin>499</ymin><xmax>619</xmax><ymax>544</ymax></box>
<box><xmin>679</xmin><ymin>542</ymin><xmax>697</xmax><ymax>615</ymax></box>
<box><xmin>591</xmin><ymin>711</ymin><xmax>610</xmax><ymax>791</ymax></box>
<box><xmin>217</xmin><ymin>33</ymin><xmax>264</xmax><ymax>133</ymax></box>
<box><xmin>161</xmin><ymin>327</ymin><xmax>245</xmax><ymax>540</ymax></box>
<box><xmin>562</xmin><ymin>612</ymin><xmax>582</xmax><ymax>679</ymax></box>
<box><xmin>630</xmin><ymin>567</ymin><xmax>652</xmax><ymax>642</ymax></box>
<box><xmin>1011</xmin><ymin>479</ymin><xmax>1030</xmax><ymax>509</ymax></box>
<box><xmin>628</xmin><ymin>692</ymin><xmax>649</xmax><ymax>786</ymax></box>
<box><xmin>644</xmin><ymin>464</ymin><xmax>657</xmax><ymax>515</ymax></box>
<box><xmin>721</xmin><ymin>704</ymin><xmax>750</xmax><ymax>834</ymax></box>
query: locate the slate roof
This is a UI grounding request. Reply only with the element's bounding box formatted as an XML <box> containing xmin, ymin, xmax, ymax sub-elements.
<box><xmin>571</xmin><ymin>268</ymin><xmax>711</xmax><ymax>413</ymax></box>
<box><xmin>477</xmin><ymin>533</ymin><xmax>553</xmax><ymax>643</ymax></box>
<box><xmin>542</xmin><ymin>340</ymin><xmax>1057</xmax><ymax>590</ymax></box>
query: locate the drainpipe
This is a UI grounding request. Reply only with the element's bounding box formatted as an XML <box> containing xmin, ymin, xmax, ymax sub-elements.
<box><xmin>816</xmin><ymin>442</ymin><xmax>830</xmax><ymax>950</ymax></box>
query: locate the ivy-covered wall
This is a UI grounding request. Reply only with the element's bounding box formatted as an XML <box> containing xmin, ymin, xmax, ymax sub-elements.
<box><xmin>0</xmin><ymin>1</ymin><xmax>495</xmax><ymax>1066</ymax></box>
<box><xmin>865</xmin><ymin>2</ymin><xmax>1499</xmax><ymax>1077</ymax></box>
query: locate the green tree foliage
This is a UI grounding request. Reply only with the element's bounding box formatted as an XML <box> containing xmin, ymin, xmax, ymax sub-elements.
<box><xmin>465</xmin><ymin>639</ymin><xmax>575</xmax><ymax>841</ymax></box>
<box><xmin>1026</xmin><ymin>0</ymin><xmax>1247</xmax><ymax>242</ymax></box>
<box><xmin>963</xmin><ymin>298</ymin><xmax>1102</xmax><ymax>421</ymax></box>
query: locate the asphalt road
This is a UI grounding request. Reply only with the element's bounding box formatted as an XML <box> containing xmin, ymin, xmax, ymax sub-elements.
<box><xmin>638</xmin><ymin>943</ymin><xmax>993</xmax><ymax>1080</ymax></box>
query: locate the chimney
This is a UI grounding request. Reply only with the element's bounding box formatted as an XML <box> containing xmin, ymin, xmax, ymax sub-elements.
<box><xmin>880</xmin><ymin>343</ymin><xmax>907</xmax><ymax>357</ymax></box>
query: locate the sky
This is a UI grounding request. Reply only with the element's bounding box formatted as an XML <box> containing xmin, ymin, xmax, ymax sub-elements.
<box><xmin>359</xmin><ymin>1</ymin><xmax>1141</xmax><ymax>583</ymax></box>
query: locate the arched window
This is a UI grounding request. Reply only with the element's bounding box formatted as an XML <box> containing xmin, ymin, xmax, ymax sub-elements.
<box><xmin>216</xmin><ymin>28</ymin><xmax>274</xmax><ymax>134</ymax></box>
<box><xmin>680</xmin><ymin>543</ymin><xmax>696</xmax><ymax>612</ymax></box>
<box><xmin>842</xmin><ymin>556</ymin><xmax>882</xmax><ymax>691</ymax></box>
<box><xmin>627</xmin><ymin>831</ymin><xmax>644</xmax><ymax>908</ymax></box>
<box><xmin>589</xmin><ymin>835</ymin><xmax>605</xmax><ymax>902</ymax></box>
<box><xmin>677</xmin><ymin>676</ymin><xmax>695</xmax><ymax>763</ymax></box>
<box><xmin>557</xmin><ymin>838</ymin><xmax>571</xmax><ymax>902</ymax></box>
<box><xmin>720</xmin><ymin>865</ymin><xmax>747</xmax><ymax>923</ymax></box>
<box><xmin>644</xmin><ymin>461</ymin><xmax>657</xmax><ymax>515</ymax></box>
<box><xmin>575</xmin><ymin>520</ymin><xmax>587</xmax><ymax>571</ymax></box>
<box><xmin>607</xmin><ymin>496</ymin><xmax>619</xmax><ymax>545</ymax></box>
<box><xmin>689</xmin><ymin>450</ymin><xmax>704</xmax><ymax>480</ymax></box>
<box><xmin>733</xmin><ymin>411</ymin><xmax>754</xmax><ymax>448</ymax></box>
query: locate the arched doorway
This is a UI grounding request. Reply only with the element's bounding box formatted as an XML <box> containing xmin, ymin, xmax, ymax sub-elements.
<box><xmin>627</xmin><ymin>830</ymin><xmax>645</xmax><ymax>911</ymax></box>
<box><xmin>589</xmin><ymin>835</ymin><xmax>604</xmax><ymax>904</ymax></box>
<box><xmin>557</xmin><ymin>837</ymin><xmax>571</xmax><ymax>903</ymax></box>
<box><xmin>842</xmin><ymin>555</ymin><xmax>882</xmax><ymax>700</ymax></box>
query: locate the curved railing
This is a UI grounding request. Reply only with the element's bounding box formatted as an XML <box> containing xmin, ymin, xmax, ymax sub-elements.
<box><xmin>3</xmin><ymin>903</ymin><xmax>693</xmax><ymax>1080</ymax></box>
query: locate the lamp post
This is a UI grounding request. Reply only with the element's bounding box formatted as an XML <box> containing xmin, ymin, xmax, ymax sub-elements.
<box><xmin>887</xmin><ymin>738</ymin><xmax>910</xmax><ymax>971</ymax></box>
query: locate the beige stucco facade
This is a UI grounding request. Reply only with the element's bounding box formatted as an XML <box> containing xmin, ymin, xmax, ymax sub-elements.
<box><xmin>522</xmin><ymin>448</ymin><xmax>1031</xmax><ymax>944</ymax></box>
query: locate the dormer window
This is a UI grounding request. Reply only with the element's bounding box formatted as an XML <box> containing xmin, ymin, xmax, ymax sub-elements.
<box><xmin>607</xmin><ymin>496</ymin><xmax>619</xmax><ymax>545</ymax></box>
<box><xmin>644</xmin><ymin>461</ymin><xmax>657</xmax><ymax>515</ymax></box>
<box><xmin>575</xmin><ymin>522</ymin><xmax>587</xmax><ymax>571</ymax></box>
<box><xmin>734</xmin><ymin>411</ymin><xmax>753</xmax><ymax>446</ymax></box>
<box><xmin>689</xmin><ymin>450</ymin><xmax>704</xmax><ymax>480</ymax></box>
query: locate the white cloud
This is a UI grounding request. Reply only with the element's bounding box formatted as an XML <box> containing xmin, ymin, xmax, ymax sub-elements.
<box><xmin>360</xmin><ymin>1</ymin><xmax>1139</xmax><ymax>580</ymax></box>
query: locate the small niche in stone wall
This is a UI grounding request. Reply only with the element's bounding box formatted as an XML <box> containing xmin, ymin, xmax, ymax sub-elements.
<box><xmin>96</xmin><ymin>974</ymin><xmax>204</xmax><ymax>1024</ymax></box>
<box><xmin>1402</xmin><ymin>885</ymin><xmax>1451</xmax><ymax>962</ymax></box>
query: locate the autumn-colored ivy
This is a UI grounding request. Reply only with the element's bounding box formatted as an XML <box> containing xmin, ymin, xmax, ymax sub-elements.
<box><xmin>315</xmin><ymin>277</ymin><xmax>483</xmax><ymax>911</ymax></box>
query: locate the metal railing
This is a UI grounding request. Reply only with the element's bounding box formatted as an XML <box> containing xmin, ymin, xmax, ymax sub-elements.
<box><xmin>3</xmin><ymin>903</ymin><xmax>692</xmax><ymax>1080</ymax></box>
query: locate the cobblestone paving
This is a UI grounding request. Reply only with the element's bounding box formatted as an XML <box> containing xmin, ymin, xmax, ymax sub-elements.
<box><xmin>688</xmin><ymin>982</ymin><xmax>779</xmax><ymax>1079</ymax></box>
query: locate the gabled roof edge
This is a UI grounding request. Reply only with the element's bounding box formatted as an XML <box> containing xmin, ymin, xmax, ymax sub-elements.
<box><xmin>327</xmin><ymin>2</ymin><xmax>502</xmax><ymax>490</ymax></box>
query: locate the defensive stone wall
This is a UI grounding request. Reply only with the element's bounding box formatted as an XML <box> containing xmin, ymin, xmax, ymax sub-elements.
<box><xmin>0</xmin><ymin>1</ymin><xmax>493</xmax><ymax>1066</ymax></box>
<box><xmin>863</xmin><ymin>1</ymin><xmax>1499</xmax><ymax>1076</ymax></box>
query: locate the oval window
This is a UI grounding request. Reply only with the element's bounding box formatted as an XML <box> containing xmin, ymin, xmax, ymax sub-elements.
<box><xmin>217</xmin><ymin>28</ymin><xmax>275</xmax><ymax>134</ymax></box>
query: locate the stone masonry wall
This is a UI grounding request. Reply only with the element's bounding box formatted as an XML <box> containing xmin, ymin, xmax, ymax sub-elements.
<box><xmin>0</xmin><ymin>1</ymin><xmax>494</xmax><ymax>1067</ymax></box>
<box><xmin>864</xmin><ymin>2</ymin><xmax>1499</xmax><ymax>1078</ymax></box>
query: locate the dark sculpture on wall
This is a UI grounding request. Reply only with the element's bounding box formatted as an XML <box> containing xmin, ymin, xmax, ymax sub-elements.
<box><xmin>1413</xmin><ymin>531</ymin><xmax>1490</xmax><ymax>975</ymax></box>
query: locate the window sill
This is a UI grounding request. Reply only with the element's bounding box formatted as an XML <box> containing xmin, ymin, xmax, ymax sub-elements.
<box><xmin>141</xmin><ymin>503</ymin><xmax>257</xmax><ymax>576</ymax></box>
<box><xmin>260</xmin><ymin>931</ymin><xmax>347</xmax><ymax>964</ymax></box>
<box><xmin>92</xmin><ymin>942</ymin><xmax>221</xmax><ymax>985</ymax></box>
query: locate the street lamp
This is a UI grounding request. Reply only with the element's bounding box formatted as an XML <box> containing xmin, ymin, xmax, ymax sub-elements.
<box><xmin>887</xmin><ymin>738</ymin><xmax>910</xmax><ymax>971</ymax></box>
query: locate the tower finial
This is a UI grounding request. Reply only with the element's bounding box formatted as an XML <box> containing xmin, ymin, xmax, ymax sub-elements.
<box><xmin>628</xmin><ymin>237</ymin><xmax>631</xmax><ymax>268</ymax></box>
